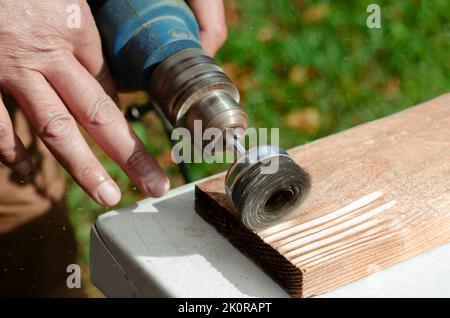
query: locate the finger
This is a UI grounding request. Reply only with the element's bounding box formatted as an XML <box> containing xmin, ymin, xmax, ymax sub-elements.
<box><xmin>187</xmin><ymin>0</ymin><xmax>228</xmax><ymax>56</ymax></box>
<box><xmin>7</xmin><ymin>72</ymin><xmax>121</xmax><ymax>207</ymax></box>
<box><xmin>72</xmin><ymin>13</ymin><xmax>118</xmax><ymax>102</ymax></box>
<box><xmin>0</xmin><ymin>93</ymin><xmax>32</xmax><ymax>175</ymax></box>
<box><xmin>44</xmin><ymin>52</ymin><xmax>170</xmax><ymax>197</ymax></box>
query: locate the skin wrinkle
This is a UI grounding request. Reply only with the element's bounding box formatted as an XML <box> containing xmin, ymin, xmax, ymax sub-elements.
<box><xmin>80</xmin><ymin>161</ymin><xmax>105</xmax><ymax>183</ymax></box>
<box><xmin>0</xmin><ymin>120</ymin><xmax>8</xmax><ymax>137</ymax></box>
<box><xmin>88</xmin><ymin>97</ymin><xmax>115</xmax><ymax>126</ymax></box>
<box><xmin>40</xmin><ymin>113</ymin><xmax>76</xmax><ymax>140</ymax></box>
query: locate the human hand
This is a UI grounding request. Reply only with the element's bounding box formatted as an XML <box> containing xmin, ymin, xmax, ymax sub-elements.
<box><xmin>0</xmin><ymin>0</ymin><xmax>169</xmax><ymax>207</ymax></box>
<box><xmin>187</xmin><ymin>0</ymin><xmax>228</xmax><ymax>56</ymax></box>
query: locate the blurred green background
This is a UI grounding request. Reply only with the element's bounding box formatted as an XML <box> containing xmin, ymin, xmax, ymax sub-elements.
<box><xmin>69</xmin><ymin>0</ymin><xmax>450</xmax><ymax>296</ymax></box>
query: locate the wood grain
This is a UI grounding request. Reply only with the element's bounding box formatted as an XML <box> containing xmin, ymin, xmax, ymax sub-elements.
<box><xmin>195</xmin><ymin>94</ymin><xmax>450</xmax><ymax>297</ymax></box>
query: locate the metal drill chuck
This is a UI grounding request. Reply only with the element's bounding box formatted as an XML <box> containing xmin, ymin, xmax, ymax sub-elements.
<box><xmin>149</xmin><ymin>48</ymin><xmax>248</xmax><ymax>139</ymax></box>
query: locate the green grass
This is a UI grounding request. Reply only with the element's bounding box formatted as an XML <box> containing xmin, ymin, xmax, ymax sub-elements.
<box><xmin>67</xmin><ymin>0</ymin><xmax>450</xmax><ymax>294</ymax></box>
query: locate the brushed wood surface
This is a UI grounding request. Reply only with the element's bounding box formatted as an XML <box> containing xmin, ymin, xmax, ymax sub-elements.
<box><xmin>195</xmin><ymin>94</ymin><xmax>450</xmax><ymax>297</ymax></box>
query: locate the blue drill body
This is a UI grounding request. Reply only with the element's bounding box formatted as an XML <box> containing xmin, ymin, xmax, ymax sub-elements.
<box><xmin>95</xmin><ymin>0</ymin><xmax>201</xmax><ymax>89</ymax></box>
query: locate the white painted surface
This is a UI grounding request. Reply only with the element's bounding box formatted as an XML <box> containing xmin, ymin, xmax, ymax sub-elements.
<box><xmin>92</xmin><ymin>182</ymin><xmax>450</xmax><ymax>298</ymax></box>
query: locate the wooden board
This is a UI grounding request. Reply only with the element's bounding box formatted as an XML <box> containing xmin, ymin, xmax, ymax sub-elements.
<box><xmin>195</xmin><ymin>93</ymin><xmax>450</xmax><ymax>297</ymax></box>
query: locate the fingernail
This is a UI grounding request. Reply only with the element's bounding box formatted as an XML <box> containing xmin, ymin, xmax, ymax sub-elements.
<box><xmin>144</xmin><ymin>173</ymin><xmax>170</xmax><ymax>197</ymax></box>
<box><xmin>14</xmin><ymin>161</ymin><xmax>32</xmax><ymax>176</ymax></box>
<box><xmin>96</xmin><ymin>181</ymin><xmax>121</xmax><ymax>207</ymax></box>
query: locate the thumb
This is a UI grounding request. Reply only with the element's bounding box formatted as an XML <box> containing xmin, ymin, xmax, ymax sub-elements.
<box><xmin>187</xmin><ymin>0</ymin><xmax>228</xmax><ymax>56</ymax></box>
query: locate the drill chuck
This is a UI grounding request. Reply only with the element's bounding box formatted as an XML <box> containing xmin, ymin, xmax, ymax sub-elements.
<box><xmin>149</xmin><ymin>48</ymin><xmax>248</xmax><ymax>143</ymax></box>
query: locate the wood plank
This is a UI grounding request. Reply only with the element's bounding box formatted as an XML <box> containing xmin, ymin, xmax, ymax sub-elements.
<box><xmin>195</xmin><ymin>94</ymin><xmax>450</xmax><ymax>297</ymax></box>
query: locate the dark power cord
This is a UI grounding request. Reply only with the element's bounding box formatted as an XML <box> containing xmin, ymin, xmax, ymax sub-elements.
<box><xmin>125</xmin><ymin>102</ymin><xmax>192</xmax><ymax>184</ymax></box>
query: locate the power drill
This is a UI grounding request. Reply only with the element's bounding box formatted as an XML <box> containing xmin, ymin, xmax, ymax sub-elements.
<box><xmin>90</xmin><ymin>0</ymin><xmax>310</xmax><ymax>230</ymax></box>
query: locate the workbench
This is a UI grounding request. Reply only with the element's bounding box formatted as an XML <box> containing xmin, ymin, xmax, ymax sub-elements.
<box><xmin>90</xmin><ymin>180</ymin><xmax>450</xmax><ymax>298</ymax></box>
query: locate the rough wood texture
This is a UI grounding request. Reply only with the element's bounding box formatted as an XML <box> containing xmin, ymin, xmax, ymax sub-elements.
<box><xmin>195</xmin><ymin>94</ymin><xmax>450</xmax><ymax>297</ymax></box>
